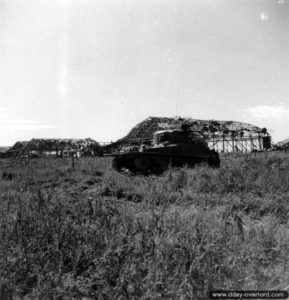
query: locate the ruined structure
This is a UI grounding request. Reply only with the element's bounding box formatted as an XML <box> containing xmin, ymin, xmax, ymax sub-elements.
<box><xmin>116</xmin><ymin>117</ymin><xmax>271</xmax><ymax>153</ymax></box>
<box><xmin>8</xmin><ymin>138</ymin><xmax>102</xmax><ymax>157</ymax></box>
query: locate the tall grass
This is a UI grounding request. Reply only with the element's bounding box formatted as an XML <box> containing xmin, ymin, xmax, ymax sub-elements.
<box><xmin>0</xmin><ymin>153</ymin><xmax>288</xmax><ymax>299</ymax></box>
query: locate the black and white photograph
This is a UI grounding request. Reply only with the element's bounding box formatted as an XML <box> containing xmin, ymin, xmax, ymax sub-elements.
<box><xmin>0</xmin><ymin>0</ymin><xmax>289</xmax><ymax>299</ymax></box>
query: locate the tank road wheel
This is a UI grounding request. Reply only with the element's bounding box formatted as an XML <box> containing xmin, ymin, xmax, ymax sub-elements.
<box><xmin>152</xmin><ymin>157</ymin><xmax>168</xmax><ymax>174</ymax></box>
<box><xmin>112</xmin><ymin>157</ymin><xmax>125</xmax><ymax>172</ymax></box>
<box><xmin>134</xmin><ymin>156</ymin><xmax>153</xmax><ymax>175</ymax></box>
<box><xmin>208</xmin><ymin>151</ymin><xmax>220</xmax><ymax>168</ymax></box>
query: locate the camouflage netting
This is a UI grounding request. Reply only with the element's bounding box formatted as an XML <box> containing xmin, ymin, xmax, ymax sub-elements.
<box><xmin>118</xmin><ymin>116</ymin><xmax>264</xmax><ymax>142</ymax></box>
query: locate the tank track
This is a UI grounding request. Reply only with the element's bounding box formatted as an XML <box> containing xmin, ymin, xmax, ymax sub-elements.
<box><xmin>112</xmin><ymin>152</ymin><xmax>220</xmax><ymax>175</ymax></box>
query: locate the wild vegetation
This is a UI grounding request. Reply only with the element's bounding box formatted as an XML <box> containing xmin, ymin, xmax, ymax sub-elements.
<box><xmin>0</xmin><ymin>152</ymin><xmax>289</xmax><ymax>299</ymax></box>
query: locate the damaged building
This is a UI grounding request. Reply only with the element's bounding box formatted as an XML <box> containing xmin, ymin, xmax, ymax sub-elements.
<box><xmin>113</xmin><ymin>116</ymin><xmax>271</xmax><ymax>153</ymax></box>
<box><xmin>8</xmin><ymin>138</ymin><xmax>103</xmax><ymax>158</ymax></box>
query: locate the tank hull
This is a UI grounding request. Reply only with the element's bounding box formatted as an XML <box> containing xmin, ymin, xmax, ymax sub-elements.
<box><xmin>111</xmin><ymin>145</ymin><xmax>220</xmax><ymax>174</ymax></box>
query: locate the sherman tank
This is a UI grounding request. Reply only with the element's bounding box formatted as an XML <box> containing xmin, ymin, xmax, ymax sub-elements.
<box><xmin>110</xmin><ymin>125</ymin><xmax>220</xmax><ymax>174</ymax></box>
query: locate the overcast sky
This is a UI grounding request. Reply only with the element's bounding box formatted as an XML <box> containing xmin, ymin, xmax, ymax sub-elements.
<box><xmin>0</xmin><ymin>0</ymin><xmax>288</xmax><ymax>145</ymax></box>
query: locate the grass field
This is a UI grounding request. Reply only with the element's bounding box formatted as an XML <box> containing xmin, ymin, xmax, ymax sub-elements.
<box><xmin>0</xmin><ymin>152</ymin><xmax>289</xmax><ymax>299</ymax></box>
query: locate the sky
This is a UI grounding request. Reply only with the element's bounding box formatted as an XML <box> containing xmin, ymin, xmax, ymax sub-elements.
<box><xmin>0</xmin><ymin>0</ymin><xmax>288</xmax><ymax>146</ymax></box>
